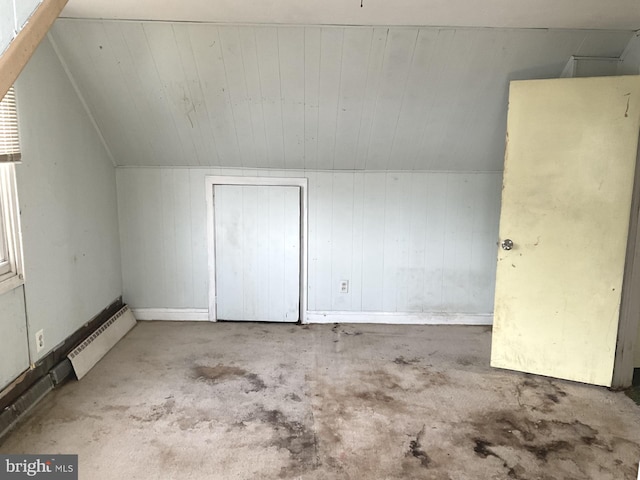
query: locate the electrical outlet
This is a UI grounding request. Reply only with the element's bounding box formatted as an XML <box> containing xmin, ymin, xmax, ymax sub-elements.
<box><xmin>340</xmin><ymin>280</ymin><xmax>349</xmax><ymax>293</ymax></box>
<box><xmin>35</xmin><ymin>329</ymin><xmax>44</xmax><ymax>353</ymax></box>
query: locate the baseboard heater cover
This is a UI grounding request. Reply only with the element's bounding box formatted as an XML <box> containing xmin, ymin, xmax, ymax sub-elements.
<box><xmin>68</xmin><ymin>306</ymin><xmax>137</xmax><ymax>380</ymax></box>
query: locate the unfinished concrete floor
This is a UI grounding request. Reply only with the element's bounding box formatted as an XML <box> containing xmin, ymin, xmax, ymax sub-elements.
<box><xmin>2</xmin><ymin>322</ymin><xmax>640</xmax><ymax>479</ymax></box>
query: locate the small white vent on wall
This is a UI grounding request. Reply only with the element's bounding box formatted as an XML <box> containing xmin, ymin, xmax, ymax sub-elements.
<box><xmin>68</xmin><ymin>306</ymin><xmax>137</xmax><ymax>380</ymax></box>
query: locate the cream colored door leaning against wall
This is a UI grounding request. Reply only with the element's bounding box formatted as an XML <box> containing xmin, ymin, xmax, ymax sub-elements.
<box><xmin>491</xmin><ymin>76</ymin><xmax>640</xmax><ymax>387</ymax></box>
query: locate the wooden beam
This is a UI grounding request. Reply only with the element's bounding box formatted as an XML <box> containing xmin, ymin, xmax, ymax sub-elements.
<box><xmin>0</xmin><ymin>0</ymin><xmax>68</xmax><ymax>100</ymax></box>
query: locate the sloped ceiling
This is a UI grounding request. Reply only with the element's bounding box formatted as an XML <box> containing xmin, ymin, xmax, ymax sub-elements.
<box><xmin>50</xmin><ymin>20</ymin><xmax>633</xmax><ymax>170</ymax></box>
<box><xmin>60</xmin><ymin>0</ymin><xmax>640</xmax><ymax>30</ymax></box>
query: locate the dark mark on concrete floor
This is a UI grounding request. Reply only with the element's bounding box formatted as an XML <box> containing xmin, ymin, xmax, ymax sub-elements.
<box><xmin>354</xmin><ymin>390</ymin><xmax>394</xmax><ymax>403</ymax></box>
<box><xmin>467</xmin><ymin>408</ymin><xmax>634</xmax><ymax>478</ymax></box>
<box><xmin>246</xmin><ymin>407</ymin><xmax>318</xmax><ymax>477</ymax></box>
<box><xmin>394</xmin><ymin>356</ymin><xmax>419</xmax><ymax>365</ymax></box>
<box><xmin>130</xmin><ymin>397</ymin><xmax>175</xmax><ymax>423</ymax></box>
<box><xmin>342</xmin><ymin>330</ymin><xmax>362</xmax><ymax>336</ymax></box>
<box><xmin>456</xmin><ymin>355</ymin><xmax>481</xmax><ymax>367</ymax></box>
<box><xmin>516</xmin><ymin>378</ymin><xmax>568</xmax><ymax>413</ymax></box>
<box><xmin>408</xmin><ymin>425</ymin><xmax>430</xmax><ymax>467</ymax></box>
<box><xmin>473</xmin><ymin>438</ymin><xmax>498</xmax><ymax>459</ymax></box>
<box><xmin>193</xmin><ymin>364</ymin><xmax>267</xmax><ymax>392</ymax></box>
<box><xmin>331</xmin><ymin>323</ymin><xmax>362</xmax><ymax>336</ymax></box>
<box><xmin>546</xmin><ymin>393</ymin><xmax>561</xmax><ymax>403</ymax></box>
<box><xmin>244</xmin><ymin>373</ymin><xmax>267</xmax><ymax>392</ymax></box>
<box><xmin>286</xmin><ymin>393</ymin><xmax>302</xmax><ymax>402</ymax></box>
<box><xmin>193</xmin><ymin>364</ymin><xmax>244</xmax><ymax>381</ymax></box>
<box><xmin>473</xmin><ymin>438</ymin><xmax>521</xmax><ymax>479</ymax></box>
<box><xmin>524</xmin><ymin>440</ymin><xmax>574</xmax><ymax>461</ymax></box>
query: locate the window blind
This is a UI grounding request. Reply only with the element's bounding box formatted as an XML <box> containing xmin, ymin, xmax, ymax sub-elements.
<box><xmin>0</xmin><ymin>87</ymin><xmax>21</xmax><ymax>163</ymax></box>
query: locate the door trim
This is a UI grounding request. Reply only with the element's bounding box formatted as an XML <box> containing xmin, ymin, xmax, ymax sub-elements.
<box><xmin>612</xmin><ymin>137</ymin><xmax>640</xmax><ymax>388</ymax></box>
<box><xmin>205</xmin><ymin>176</ymin><xmax>308</xmax><ymax>324</ymax></box>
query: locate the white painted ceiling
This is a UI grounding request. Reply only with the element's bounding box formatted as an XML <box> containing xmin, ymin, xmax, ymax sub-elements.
<box><xmin>60</xmin><ymin>0</ymin><xmax>640</xmax><ymax>30</ymax></box>
<box><xmin>49</xmin><ymin>20</ymin><xmax>633</xmax><ymax>171</ymax></box>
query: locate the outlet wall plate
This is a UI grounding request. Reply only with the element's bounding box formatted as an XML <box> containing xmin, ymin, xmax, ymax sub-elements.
<box><xmin>340</xmin><ymin>280</ymin><xmax>349</xmax><ymax>293</ymax></box>
<box><xmin>35</xmin><ymin>329</ymin><xmax>44</xmax><ymax>353</ymax></box>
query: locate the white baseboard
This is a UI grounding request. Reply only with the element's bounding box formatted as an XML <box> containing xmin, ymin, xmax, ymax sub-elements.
<box><xmin>305</xmin><ymin>311</ymin><xmax>493</xmax><ymax>325</ymax></box>
<box><xmin>131</xmin><ymin>308</ymin><xmax>492</xmax><ymax>325</ymax></box>
<box><xmin>132</xmin><ymin>308</ymin><xmax>209</xmax><ymax>321</ymax></box>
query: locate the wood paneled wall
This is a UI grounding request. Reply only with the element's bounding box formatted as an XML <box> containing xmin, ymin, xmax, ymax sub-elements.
<box><xmin>116</xmin><ymin>168</ymin><xmax>501</xmax><ymax>315</ymax></box>
<box><xmin>0</xmin><ymin>0</ymin><xmax>41</xmax><ymax>54</ymax></box>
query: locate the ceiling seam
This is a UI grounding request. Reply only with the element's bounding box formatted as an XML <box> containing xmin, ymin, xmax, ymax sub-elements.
<box><xmin>47</xmin><ymin>30</ymin><xmax>118</xmax><ymax>167</ymax></box>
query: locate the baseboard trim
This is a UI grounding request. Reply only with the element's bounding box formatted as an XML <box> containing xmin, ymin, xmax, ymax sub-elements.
<box><xmin>130</xmin><ymin>308</ymin><xmax>492</xmax><ymax>325</ymax></box>
<box><xmin>132</xmin><ymin>308</ymin><xmax>210</xmax><ymax>322</ymax></box>
<box><xmin>305</xmin><ymin>311</ymin><xmax>493</xmax><ymax>325</ymax></box>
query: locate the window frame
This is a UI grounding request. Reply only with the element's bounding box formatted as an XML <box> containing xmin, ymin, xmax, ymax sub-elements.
<box><xmin>0</xmin><ymin>163</ymin><xmax>23</xmax><ymax>294</ymax></box>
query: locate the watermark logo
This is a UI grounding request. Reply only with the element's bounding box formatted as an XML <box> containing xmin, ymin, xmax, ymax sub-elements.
<box><xmin>0</xmin><ymin>455</ymin><xmax>77</xmax><ymax>479</ymax></box>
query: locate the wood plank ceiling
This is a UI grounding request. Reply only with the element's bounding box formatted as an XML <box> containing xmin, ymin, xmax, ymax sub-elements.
<box><xmin>49</xmin><ymin>21</ymin><xmax>632</xmax><ymax>170</ymax></box>
<box><xmin>60</xmin><ymin>0</ymin><xmax>640</xmax><ymax>31</ymax></box>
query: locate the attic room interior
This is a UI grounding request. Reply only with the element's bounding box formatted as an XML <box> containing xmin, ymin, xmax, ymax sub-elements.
<box><xmin>2</xmin><ymin>0</ymin><xmax>640</xmax><ymax>478</ymax></box>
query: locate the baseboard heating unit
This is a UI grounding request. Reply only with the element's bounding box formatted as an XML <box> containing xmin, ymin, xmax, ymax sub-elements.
<box><xmin>68</xmin><ymin>306</ymin><xmax>137</xmax><ymax>380</ymax></box>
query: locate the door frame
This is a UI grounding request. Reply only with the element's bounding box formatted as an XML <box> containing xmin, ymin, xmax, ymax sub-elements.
<box><xmin>205</xmin><ymin>176</ymin><xmax>308</xmax><ymax>323</ymax></box>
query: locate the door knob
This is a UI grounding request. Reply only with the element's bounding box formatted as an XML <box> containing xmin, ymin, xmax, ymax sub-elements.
<box><xmin>501</xmin><ymin>239</ymin><xmax>514</xmax><ymax>250</ymax></box>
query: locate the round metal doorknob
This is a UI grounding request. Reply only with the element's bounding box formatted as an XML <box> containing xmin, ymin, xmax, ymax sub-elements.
<box><xmin>501</xmin><ymin>239</ymin><xmax>514</xmax><ymax>251</ymax></box>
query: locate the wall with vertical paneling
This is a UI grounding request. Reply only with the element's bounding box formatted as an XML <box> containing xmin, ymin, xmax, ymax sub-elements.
<box><xmin>0</xmin><ymin>0</ymin><xmax>42</xmax><ymax>54</ymax></box>
<box><xmin>0</xmin><ymin>286</ymin><xmax>29</xmax><ymax>388</ymax></box>
<box><xmin>14</xmin><ymin>36</ymin><xmax>122</xmax><ymax>362</ymax></box>
<box><xmin>117</xmin><ymin>168</ymin><xmax>501</xmax><ymax>317</ymax></box>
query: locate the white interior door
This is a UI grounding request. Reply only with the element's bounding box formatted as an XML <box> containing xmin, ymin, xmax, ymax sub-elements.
<box><xmin>491</xmin><ymin>76</ymin><xmax>640</xmax><ymax>387</ymax></box>
<box><xmin>214</xmin><ymin>184</ymin><xmax>300</xmax><ymax>322</ymax></box>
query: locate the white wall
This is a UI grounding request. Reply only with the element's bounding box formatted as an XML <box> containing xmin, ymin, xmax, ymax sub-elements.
<box><xmin>117</xmin><ymin>168</ymin><xmax>501</xmax><ymax>317</ymax></box>
<box><xmin>0</xmin><ymin>0</ymin><xmax>42</xmax><ymax>54</ymax></box>
<box><xmin>619</xmin><ymin>32</ymin><xmax>640</xmax><ymax>75</ymax></box>
<box><xmin>0</xmin><ymin>286</ymin><xmax>29</xmax><ymax>387</ymax></box>
<box><xmin>13</xmin><ymin>36</ymin><xmax>122</xmax><ymax>362</ymax></box>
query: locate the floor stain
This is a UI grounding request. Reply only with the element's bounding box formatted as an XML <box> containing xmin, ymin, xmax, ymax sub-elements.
<box><xmin>524</xmin><ymin>440</ymin><xmax>574</xmax><ymax>461</ymax></box>
<box><xmin>473</xmin><ymin>438</ymin><xmax>498</xmax><ymax>459</ymax></box>
<box><xmin>456</xmin><ymin>355</ymin><xmax>483</xmax><ymax>367</ymax></box>
<box><xmin>394</xmin><ymin>356</ymin><xmax>419</xmax><ymax>366</ymax></box>
<box><xmin>130</xmin><ymin>398</ymin><xmax>175</xmax><ymax>423</ymax></box>
<box><xmin>194</xmin><ymin>364</ymin><xmax>246</xmax><ymax>381</ymax></box>
<box><xmin>353</xmin><ymin>390</ymin><xmax>394</xmax><ymax>403</ymax></box>
<box><xmin>331</xmin><ymin>324</ymin><xmax>362</xmax><ymax>336</ymax></box>
<box><xmin>193</xmin><ymin>364</ymin><xmax>266</xmax><ymax>392</ymax></box>
<box><xmin>286</xmin><ymin>393</ymin><xmax>302</xmax><ymax>402</ymax></box>
<box><xmin>408</xmin><ymin>425</ymin><xmax>431</xmax><ymax>467</ymax></box>
<box><xmin>101</xmin><ymin>405</ymin><xmax>130</xmax><ymax>412</ymax></box>
<box><xmin>245</xmin><ymin>406</ymin><xmax>318</xmax><ymax>478</ymax></box>
<box><xmin>468</xmin><ymin>408</ymin><xmax>638</xmax><ymax>479</ymax></box>
<box><xmin>472</xmin><ymin>438</ymin><xmax>524</xmax><ymax>479</ymax></box>
<box><xmin>516</xmin><ymin>378</ymin><xmax>568</xmax><ymax>413</ymax></box>
<box><xmin>5</xmin><ymin>323</ymin><xmax>640</xmax><ymax>480</ymax></box>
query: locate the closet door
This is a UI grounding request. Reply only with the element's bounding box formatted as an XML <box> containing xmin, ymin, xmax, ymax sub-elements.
<box><xmin>214</xmin><ymin>184</ymin><xmax>300</xmax><ymax>322</ymax></box>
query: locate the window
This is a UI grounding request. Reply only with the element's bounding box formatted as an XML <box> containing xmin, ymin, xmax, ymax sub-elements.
<box><xmin>0</xmin><ymin>86</ymin><xmax>23</xmax><ymax>294</ymax></box>
<box><xmin>0</xmin><ymin>164</ymin><xmax>23</xmax><ymax>293</ymax></box>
